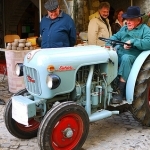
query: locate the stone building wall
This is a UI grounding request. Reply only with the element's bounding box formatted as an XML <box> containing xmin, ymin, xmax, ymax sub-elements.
<box><xmin>68</xmin><ymin>0</ymin><xmax>100</xmax><ymax>32</ymax></box>
<box><xmin>133</xmin><ymin>0</ymin><xmax>150</xmax><ymax>14</ymax></box>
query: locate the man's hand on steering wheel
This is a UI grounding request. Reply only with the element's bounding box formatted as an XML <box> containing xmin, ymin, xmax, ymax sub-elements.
<box><xmin>124</xmin><ymin>40</ymin><xmax>131</xmax><ymax>50</ymax></box>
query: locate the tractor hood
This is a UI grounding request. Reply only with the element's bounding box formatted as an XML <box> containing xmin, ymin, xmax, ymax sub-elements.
<box><xmin>25</xmin><ymin>45</ymin><xmax>111</xmax><ymax>68</ymax></box>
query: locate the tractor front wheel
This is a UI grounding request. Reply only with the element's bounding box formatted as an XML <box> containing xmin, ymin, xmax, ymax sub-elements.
<box><xmin>131</xmin><ymin>56</ymin><xmax>150</xmax><ymax>126</ymax></box>
<box><xmin>37</xmin><ymin>101</ymin><xmax>89</xmax><ymax>150</ymax></box>
<box><xmin>4</xmin><ymin>89</ymin><xmax>40</xmax><ymax>139</ymax></box>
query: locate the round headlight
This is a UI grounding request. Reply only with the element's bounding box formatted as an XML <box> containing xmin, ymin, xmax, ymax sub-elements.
<box><xmin>46</xmin><ymin>74</ymin><xmax>61</xmax><ymax>89</ymax></box>
<box><xmin>15</xmin><ymin>63</ymin><xmax>23</xmax><ymax>76</ymax></box>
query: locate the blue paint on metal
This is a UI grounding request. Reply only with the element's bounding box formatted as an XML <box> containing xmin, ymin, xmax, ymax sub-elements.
<box><xmin>86</xmin><ymin>65</ymin><xmax>94</xmax><ymax>116</ymax></box>
<box><xmin>89</xmin><ymin>110</ymin><xmax>119</xmax><ymax>122</ymax></box>
<box><xmin>126</xmin><ymin>51</ymin><xmax>150</xmax><ymax>103</ymax></box>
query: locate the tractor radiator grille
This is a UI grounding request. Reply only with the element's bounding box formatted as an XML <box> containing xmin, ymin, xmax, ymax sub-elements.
<box><xmin>23</xmin><ymin>66</ymin><xmax>41</xmax><ymax>95</ymax></box>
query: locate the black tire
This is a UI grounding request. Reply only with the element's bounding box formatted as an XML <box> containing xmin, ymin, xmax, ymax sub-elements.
<box><xmin>4</xmin><ymin>89</ymin><xmax>40</xmax><ymax>139</ymax></box>
<box><xmin>37</xmin><ymin>101</ymin><xmax>89</xmax><ymax>150</ymax></box>
<box><xmin>131</xmin><ymin>56</ymin><xmax>150</xmax><ymax>126</ymax></box>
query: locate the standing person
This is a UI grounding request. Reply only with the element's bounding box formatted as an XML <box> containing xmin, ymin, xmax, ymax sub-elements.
<box><xmin>40</xmin><ymin>0</ymin><xmax>76</xmax><ymax>48</ymax></box>
<box><xmin>106</xmin><ymin>6</ymin><xmax>150</xmax><ymax>104</ymax></box>
<box><xmin>88</xmin><ymin>2</ymin><xmax>112</xmax><ymax>46</ymax></box>
<box><xmin>111</xmin><ymin>8</ymin><xmax>124</xmax><ymax>34</ymax></box>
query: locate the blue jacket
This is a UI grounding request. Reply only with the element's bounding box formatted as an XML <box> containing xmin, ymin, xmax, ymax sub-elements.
<box><xmin>40</xmin><ymin>11</ymin><xmax>76</xmax><ymax>48</ymax></box>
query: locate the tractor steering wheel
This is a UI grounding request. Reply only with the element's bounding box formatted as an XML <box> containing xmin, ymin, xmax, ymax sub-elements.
<box><xmin>99</xmin><ymin>37</ymin><xmax>131</xmax><ymax>47</ymax></box>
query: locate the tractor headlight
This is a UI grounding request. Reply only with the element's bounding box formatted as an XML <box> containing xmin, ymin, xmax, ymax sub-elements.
<box><xmin>46</xmin><ymin>74</ymin><xmax>61</xmax><ymax>89</ymax></box>
<box><xmin>15</xmin><ymin>63</ymin><xmax>23</xmax><ymax>76</ymax></box>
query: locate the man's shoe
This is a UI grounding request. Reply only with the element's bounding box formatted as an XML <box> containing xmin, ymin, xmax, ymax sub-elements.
<box><xmin>112</xmin><ymin>92</ymin><xmax>123</xmax><ymax>104</ymax></box>
<box><xmin>111</xmin><ymin>81</ymin><xmax>126</xmax><ymax>104</ymax></box>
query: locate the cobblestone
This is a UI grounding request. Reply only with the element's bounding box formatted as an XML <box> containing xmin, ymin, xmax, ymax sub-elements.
<box><xmin>1</xmin><ymin>75</ymin><xmax>150</xmax><ymax>150</ymax></box>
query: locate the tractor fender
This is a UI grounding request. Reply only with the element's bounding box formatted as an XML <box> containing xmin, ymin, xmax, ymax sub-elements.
<box><xmin>126</xmin><ymin>51</ymin><xmax>150</xmax><ymax>104</ymax></box>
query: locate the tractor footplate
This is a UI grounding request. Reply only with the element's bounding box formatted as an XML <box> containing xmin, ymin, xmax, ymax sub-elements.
<box><xmin>109</xmin><ymin>100</ymin><xmax>128</xmax><ymax>107</ymax></box>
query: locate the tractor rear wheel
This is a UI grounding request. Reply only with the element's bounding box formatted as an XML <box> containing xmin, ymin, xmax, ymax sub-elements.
<box><xmin>37</xmin><ymin>101</ymin><xmax>89</xmax><ymax>150</ymax></box>
<box><xmin>131</xmin><ymin>55</ymin><xmax>150</xmax><ymax>126</ymax></box>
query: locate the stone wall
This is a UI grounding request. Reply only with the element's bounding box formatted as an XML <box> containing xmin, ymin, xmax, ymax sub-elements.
<box><xmin>133</xmin><ymin>0</ymin><xmax>150</xmax><ymax>14</ymax></box>
<box><xmin>74</xmin><ymin>0</ymin><xmax>89</xmax><ymax>32</ymax></box>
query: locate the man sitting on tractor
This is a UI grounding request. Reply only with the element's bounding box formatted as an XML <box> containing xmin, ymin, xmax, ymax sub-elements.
<box><xmin>108</xmin><ymin>6</ymin><xmax>150</xmax><ymax>104</ymax></box>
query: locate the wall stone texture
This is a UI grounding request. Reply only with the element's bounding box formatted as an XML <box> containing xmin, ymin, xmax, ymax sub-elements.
<box><xmin>134</xmin><ymin>0</ymin><xmax>150</xmax><ymax>14</ymax></box>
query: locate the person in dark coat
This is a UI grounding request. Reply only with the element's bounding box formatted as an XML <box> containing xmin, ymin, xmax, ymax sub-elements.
<box><xmin>111</xmin><ymin>8</ymin><xmax>124</xmax><ymax>34</ymax></box>
<box><xmin>40</xmin><ymin>0</ymin><xmax>76</xmax><ymax>48</ymax></box>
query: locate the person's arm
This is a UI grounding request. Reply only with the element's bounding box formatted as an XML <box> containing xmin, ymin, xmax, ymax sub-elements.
<box><xmin>69</xmin><ymin>19</ymin><xmax>76</xmax><ymax>47</ymax></box>
<box><xmin>130</xmin><ymin>25</ymin><xmax>150</xmax><ymax>50</ymax></box>
<box><xmin>88</xmin><ymin>19</ymin><xmax>99</xmax><ymax>45</ymax></box>
<box><xmin>105</xmin><ymin>27</ymin><xmax>122</xmax><ymax>46</ymax></box>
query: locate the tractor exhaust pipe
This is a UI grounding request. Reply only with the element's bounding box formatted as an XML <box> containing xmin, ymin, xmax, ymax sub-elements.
<box><xmin>89</xmin><ymin>110</ymin><xmax>119</xmax><ymax>122</ymax></box>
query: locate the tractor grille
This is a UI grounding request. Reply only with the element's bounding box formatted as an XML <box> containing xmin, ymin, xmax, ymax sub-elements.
<box><xmin>23</xmin><ymin>66</ymin><xmax>41</xmax><ymax>95</ymax></box>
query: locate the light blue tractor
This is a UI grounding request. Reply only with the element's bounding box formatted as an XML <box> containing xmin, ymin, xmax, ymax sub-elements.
<box><xmin>4</xmin><ymin>38</ymin><xmax>150</xmax><ymax>150</ymax></box>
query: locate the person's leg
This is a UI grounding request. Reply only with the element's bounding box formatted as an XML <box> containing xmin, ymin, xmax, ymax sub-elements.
<box><xmin>112</xmin><ymin>54</ymin><xmax>136</xmax><ymax>104</ymax></box>
<box><xmin>118</xmin><ymin>54</ymin><xmax>137</xmax><ymax>81</ymax></box>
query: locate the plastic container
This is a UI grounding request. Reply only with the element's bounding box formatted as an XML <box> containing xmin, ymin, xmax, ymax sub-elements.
<box><xmin>5</xmin><ymin>50</ymin><xmax>30</xmax><ymax>93</ymax></box>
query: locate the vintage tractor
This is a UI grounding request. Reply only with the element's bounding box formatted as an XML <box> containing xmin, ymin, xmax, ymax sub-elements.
<box><xmin>3</xmin><ymin>38</ymin><xmax>150</xmax><ymax>150</ymax></box>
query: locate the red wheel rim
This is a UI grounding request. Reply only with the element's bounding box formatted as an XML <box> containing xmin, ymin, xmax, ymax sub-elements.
<box><xmin>51</xmin><ymin>113</ymin><xmax>83</xmax><ymax>150</ymax></box>
<box><xmin>16</xmin><ymin>118</ymin><xmax>40</xmax><ymax>132</ymax></box>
